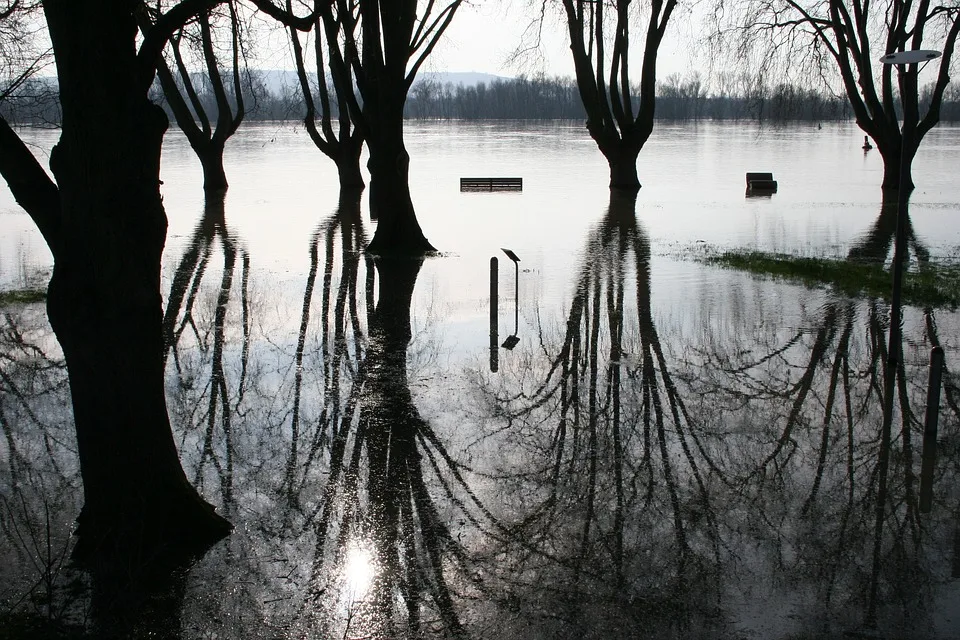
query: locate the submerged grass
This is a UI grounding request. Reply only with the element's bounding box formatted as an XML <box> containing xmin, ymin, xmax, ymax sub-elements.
<box><xmin>0</xmin><ymin>288</ymin><xmax>47</xmax><ymax>306</ymax></box>
<box><xmin>703</xmin><ymin>250</ymin><xmax>960</xmax><ymax>309</ymax></box>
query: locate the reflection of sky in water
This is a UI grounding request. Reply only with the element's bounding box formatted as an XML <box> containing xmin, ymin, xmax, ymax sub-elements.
<box><xmin>3</xmin><ymin>121</ymin><xmax>960</xmax><ymax>639</ymax></box>
<box><xmin>3</xmin><ymin>121</ymin><xmax>960</xmax><ymax>293</ymax></box>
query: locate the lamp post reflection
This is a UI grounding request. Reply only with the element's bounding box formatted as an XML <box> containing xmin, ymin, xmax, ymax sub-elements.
<box><xmin>490</xmin><ymin>256</ymin><xmax>498</xmax><ymax>372</ymax></box>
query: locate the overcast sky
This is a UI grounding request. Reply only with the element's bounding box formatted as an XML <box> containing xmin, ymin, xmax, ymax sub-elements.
<box><xmin>430</xmin><ymin>2</ymin><xmax>701</xmax><ymax>79</ymax></box>
<box><xmin>251</xmin><ymin>2</ymin><xmax>704</xmax><ymax>81</ymax></box>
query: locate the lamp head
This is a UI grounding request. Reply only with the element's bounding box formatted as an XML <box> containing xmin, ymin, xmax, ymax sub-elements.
<box><xmin>880</xmin><ymin>49</ymin><xmax>941</xmax><ymax>65</ymax></box>
<box><xmin>501</xmin><ymin>248</ymin><xmax>521</xmax><ymax>264</ymax></box>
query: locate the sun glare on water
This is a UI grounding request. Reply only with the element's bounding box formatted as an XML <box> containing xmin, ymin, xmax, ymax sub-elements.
<box><xmin>343</xmin><ymin>542</ymin><xmax>376</xmax><ymax>599</ymax></box>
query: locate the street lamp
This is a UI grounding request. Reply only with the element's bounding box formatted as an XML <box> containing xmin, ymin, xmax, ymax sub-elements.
<box><xmin>501</xmin><ymin>249</ymin><xmax>521</xmax><ymax>350</ymax></box>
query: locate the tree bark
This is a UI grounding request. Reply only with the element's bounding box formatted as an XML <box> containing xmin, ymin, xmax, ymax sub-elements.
<box><xmin>365</xmin><ymin>100</ymin><xmax>435</xmax><ymax>255</ymax></box>
<box><xmin>606</xmin><ymin>144</ymin><xmax>642</xmax><ymax>191</ymax></box>
<box><xmin>40</xmin><ymin>0</ymin><xmax>231</xmax><ymax>559</ymax></box>
<box><xmin>879</xmin><ymin>141</ymin><xmax>917</xmax><ymax>193</ymax></box>
<box><xmin>336</xmin><ymin>135</ymin><xmax>365</xmax><ymax>192</ymax></box>
<box><xmin>199</xmin><ymin>143</ymin><xmax>229</xmax><ymax>192</ymax></box>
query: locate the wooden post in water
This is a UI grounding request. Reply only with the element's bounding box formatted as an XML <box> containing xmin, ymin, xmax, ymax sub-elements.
<box><xmin>919</xmin><ymin>346</ymin><xmax>945</xmax><ymax>513</ymax></box>
<box><xmin>490</xmin><ymin>257</ymin><xmax>498</xmax><ymax>373</ymax></box>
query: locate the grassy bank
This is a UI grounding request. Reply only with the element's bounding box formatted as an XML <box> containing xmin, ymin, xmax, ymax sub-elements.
<box><xmin>0</xmin><ymin>288</ymin><xmax>47</xmax><ymax>305</ymax></box>
<box><xmin>703</xmin><ymin>250</ymin><xmax>960</xmax><ymax>309</ymax></box>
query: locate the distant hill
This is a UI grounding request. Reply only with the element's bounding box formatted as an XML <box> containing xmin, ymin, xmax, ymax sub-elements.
<box><xmin>415</xmin><ymin>72</ymin><xmax>511</xmax><ymax>87</ymax></box>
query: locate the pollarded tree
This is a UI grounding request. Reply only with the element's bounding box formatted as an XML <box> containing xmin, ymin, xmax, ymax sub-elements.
<box><xmin>331</xmin><ymin>0</ymin><xmax>466</xmax><ymax>254</ymax></box>
<box><xmin>713</xmin><ymin>0</ymin><xmax>960</xmax><ymax>191</ymax></box>
<box><xmin>287</xmin><ymin>0</ymin><xmax>365</xmax><ymax>190</ymax></box>
<box><xmin>523</xmin><ymin>0</ymin><xmax>679</xmax><ymax>190</ymax></box>
<box><xmin>143</xmin><ymin>0</ymin><xmax>249</xmax><ymax>192</ymax></box>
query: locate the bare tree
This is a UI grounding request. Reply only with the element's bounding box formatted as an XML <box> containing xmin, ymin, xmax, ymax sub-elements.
<box><xmin>143</xmin><ymin>0</ymin><xmax>249</xmax><ymax>192</ymax></box>
<box><xmin>287</xmin><ymin>0</ymin><xmax>365</xmax><ymax>190</ymax></box>
<box><xmin>332</xmin><ymin>0</ymin><xmax>466</xmax><ymax>254</ymax></box>
<box><xmin>521</xmin><ymin>0</ymin><xmax>678</xmax><ymax>190</ymax></box>
<box><xmin>711</xmin><ymin>0</ymin><xmax>960</xmax><ymax>190</ymax></box>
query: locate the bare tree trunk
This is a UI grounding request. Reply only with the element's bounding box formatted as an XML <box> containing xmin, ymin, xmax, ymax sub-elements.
<box><xmin>365</xmin><ymin>99</ymin><xmax>434</xmax><ymax>254</ymax></box>
<box><xmin>198</xmin><ymin>143</ymin><xmax>229</xmax><ymax>192</ymax></box>
<box><xmin>607</xmin><ymin>144</ymin><xmax>641</xmax><ymax>190</ymax></box>
<box><xmin>41</xmin><ymin>0</ymin><xmax>230</xmax><ymax>558</ymax></box>
<box><xmin>337</xmin><ymin>134</ymin><xmax>365</xmax><ymax>191</ymax></box>
<box><xmin>879</xmin><ymin>141</ymin><xmax>917</xmax><ymax>192</ymax></box>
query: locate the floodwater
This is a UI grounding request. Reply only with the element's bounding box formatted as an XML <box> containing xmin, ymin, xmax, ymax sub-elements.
<box><xmin>2</xmin><ymin>120</ymin><xmax>960</xmax><ymax>638</ymax></box>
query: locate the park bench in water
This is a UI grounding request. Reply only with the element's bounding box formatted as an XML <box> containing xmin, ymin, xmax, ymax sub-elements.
<box><xmin>746</xmin><ymin>172</ymin><xmax>778</xmax><ymax>193</ymax></box>
<box><xmin>460</xmin><ymin>177</ymin><xmax>523</xmax><ymax>191</ymax></box>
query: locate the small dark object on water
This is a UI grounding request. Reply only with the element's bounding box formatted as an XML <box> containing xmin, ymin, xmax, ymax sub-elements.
<box><xmin>745</xmin><ymin>172</ymin><xmax>778</xmax><ymax>194</ymax></box>
<box><xmin>460</xmin><ymin>177</ymin><xmax>522</xmax><ymax>191</ymax></box>
<box><xmin>862</xmin><ymin>136</ymin><xmax>873</xmax><ymax>150</ymax></box>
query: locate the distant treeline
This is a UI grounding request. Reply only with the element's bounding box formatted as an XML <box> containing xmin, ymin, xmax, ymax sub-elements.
<box><xmin>5</xmin><ymin>71</ymin><xmax>960</xmax><ymax>125</ymax></box>
<box><xmin>404</xmin><ymin>73</ymin><xmax>858</xmax><ymax>121</ymax></box>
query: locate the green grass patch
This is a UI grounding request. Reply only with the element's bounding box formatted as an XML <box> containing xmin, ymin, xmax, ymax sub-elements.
<box><xmin>703</xmin><ymin>250</ymin><xmax>960</xmax><ymax>309</ymax></box>
<box><xmin>0</xmin><ymin>287</ymin><xmax>47</xmax><ymax>305</ymax></box>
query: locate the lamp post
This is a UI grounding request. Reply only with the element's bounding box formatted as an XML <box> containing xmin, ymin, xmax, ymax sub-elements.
<box><xmin>867</xmin><ymin>48</ymin><xmax>941</xmax><ymax>628</ymax></box>
<box><xmin>501</xmin><ymin>249</ymin><xmax>521</xmax><ymax>350</ymax></box>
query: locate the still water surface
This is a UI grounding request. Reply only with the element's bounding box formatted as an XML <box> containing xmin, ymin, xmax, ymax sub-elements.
<box><xmin>1</xmin><ymin>120</ymin><xmax>960</xmax><ymax>638</ymax></box>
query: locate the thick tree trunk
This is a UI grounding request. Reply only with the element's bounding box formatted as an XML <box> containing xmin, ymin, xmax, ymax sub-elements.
<box><xmin>880</xmin><ymin>150</ymin><xmax>916</xmax><ymax>192</ymax></box>
<box><xmin>364</xmin><ymin>98</ymin><xmax>435</xmax><ymax>255</ymax></box>
<box><xmin>42</xmin><ymin>1</ymin><xmax>230</xmax><ymax>560</ymax></box>
<box><xmin>606</xmin><ymin>145</ymin><xmax>642</xmax><ymax>191</ymax></box>
<box><xmin>337</xmin><ymin>136</ymin><xmax>366</xmax><ymax>191</ymax></box>
<box><xmin>878</xmin><ymin>134</ymin><xmax>917</xmax><ymax>193</ymax></box>
<box><xmin>199</xmin><ymin>144</ymin><xmax>229</xmax><ymax>192</ymax></box>
<box><xmin>591</xmin><ymin>130</ymin><xmax>643</xmax><ymax>192</ymax></box>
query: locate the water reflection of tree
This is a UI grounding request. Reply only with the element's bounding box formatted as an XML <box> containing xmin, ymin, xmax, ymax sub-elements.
<box><xmin>283</xmin><ymin>190</ymin><xmax>368</xmax><ymax>513</ymax></box>
<box><xmin>289</xmin><ymin>254</ymin><xmax>477</xmax><ymax>638</ymax></box>
<box><xmin>162</xmin><ymin>192</ymin><xmax>250</xmax><ymax>512</ymax></box>
<box><xmin>0</xmin><ymin>306</ymin><xmax>79</xmax><ymax>630</ymax></box>
<box><xmin>157</xmin><ymin>195</ymin><xmax>480</xmax><ymax>638</ymax></box>
<box><xmin>471</xmin><ymin>191</ymin><xmax>727</xmax><ymax>637</ymax></box>
<box><xmin>685</xmin><ymin>196</ymin><xmax>960</xmax><ymax>633</ymax></box>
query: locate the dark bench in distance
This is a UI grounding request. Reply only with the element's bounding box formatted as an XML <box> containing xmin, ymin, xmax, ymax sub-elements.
<box><xmin>460</xmin><ymin>177</ymin><xmax>523</xmax><ymax>191</ymax></box>
<box><xmin>746</xmin><ymin>172</ymin><xmax>778</xmax><ymax>193</ymax></box>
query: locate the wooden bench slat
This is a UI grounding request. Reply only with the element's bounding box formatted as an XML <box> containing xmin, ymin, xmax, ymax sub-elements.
<box><xmin>747</xmin><ymin>179</ymin><xmax>778</xmax><ymax>191</ymax></box>
<box><xmin>460</xmin><ymin>177</ymin><xmax>523</xmax><ymax>191</ymax></box>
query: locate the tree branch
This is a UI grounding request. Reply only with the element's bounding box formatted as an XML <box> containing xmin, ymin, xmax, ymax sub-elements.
<box><xmin>0</xmin><ymin>115</ymin><xmax>60</xmax><ymax>252</ymax></box>
<box><xmin>249</xmin><ymin>0</ymin><xmax>322</xmax><ymax>31</ymax></box>
<box><xmin>137</xmin><ymin>0</ymin><xmax>221</xmax><ymax>87</ymax></box>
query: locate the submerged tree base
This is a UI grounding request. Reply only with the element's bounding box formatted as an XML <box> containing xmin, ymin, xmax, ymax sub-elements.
<box><xmin>702</xmin><ymin>250</ymin><xmax>960</xmax><ymax>309</ymax></box>
<box><xmin>366</xmin><ymin>235</ymin><xmax>437</xmax><ymax>257</ymax></box>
